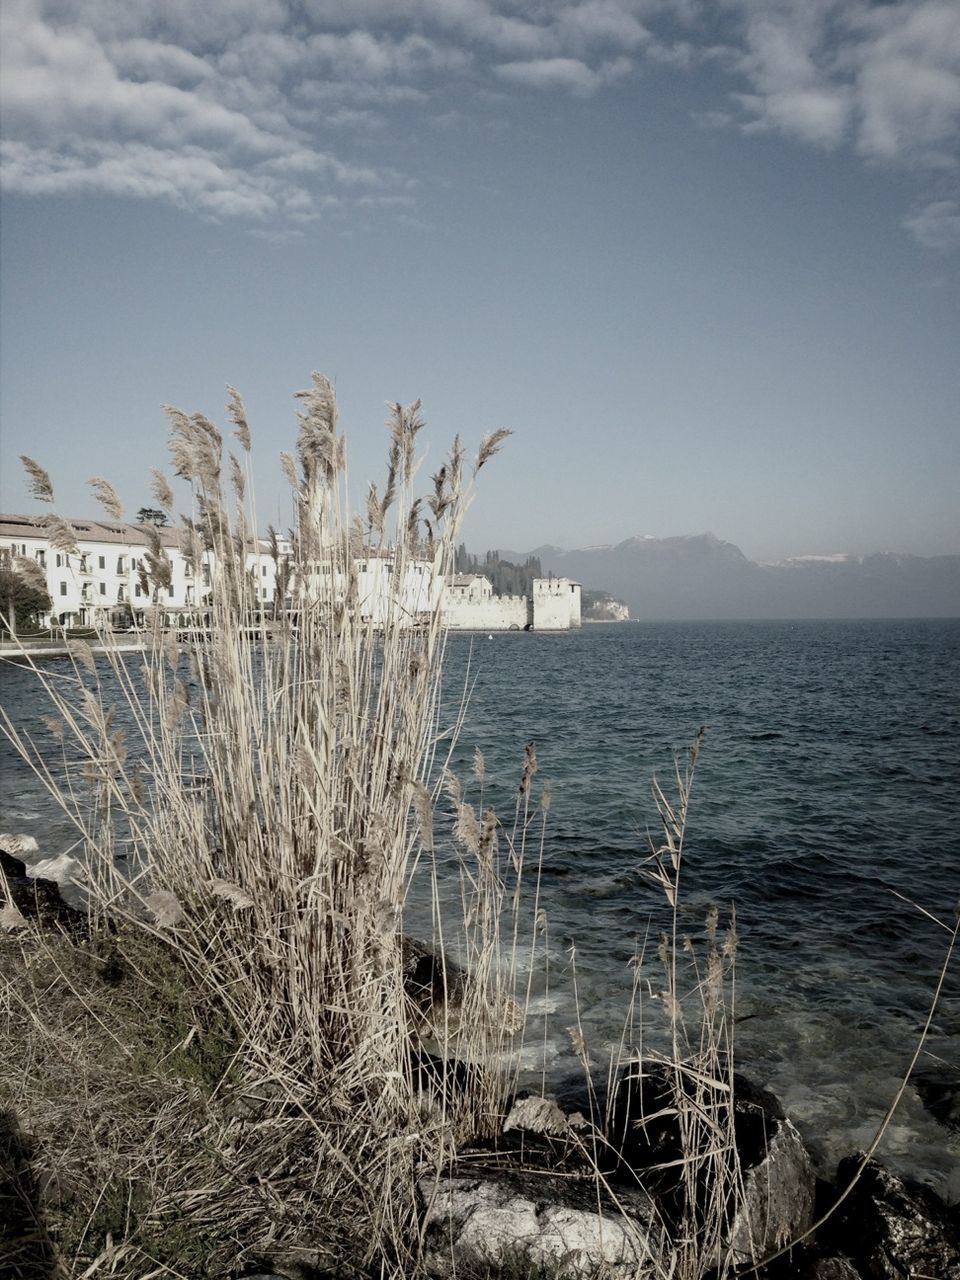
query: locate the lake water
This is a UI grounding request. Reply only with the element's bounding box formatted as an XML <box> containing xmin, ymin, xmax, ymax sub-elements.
<box><xmin>2</xmin><ymin>619</ymin><xmax>958</xmax><ymax>1197</ymax></box>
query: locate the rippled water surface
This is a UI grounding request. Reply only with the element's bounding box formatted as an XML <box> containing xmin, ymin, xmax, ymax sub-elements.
<box><xmin>2</xmin><ymin>619</ymin><xmax>958</xmax><ymax>1195</ymax></box>
<box><xmin>437</xmin><ymin>620</ymin><xmax>960</xmax><ymax>1196</ymax></box>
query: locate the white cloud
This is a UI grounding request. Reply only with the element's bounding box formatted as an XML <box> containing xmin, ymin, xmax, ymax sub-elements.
<box><xmin>2</xmin><ymin>0</ymin><xmax>958</xmax><ymax>247</ymax></box>
<box><xmin>903</xmin><ymin>198</ymin><xmax>960</xmax><ymax>250</ymax></box>
<box><xmin>495</xmin><ymin>54</ymin><xmax>631</xmax><ymax>94</ymax></box>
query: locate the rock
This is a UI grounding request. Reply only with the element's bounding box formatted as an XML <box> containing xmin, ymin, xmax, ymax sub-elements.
<box><xmin>418</xmin><ymin>1164</ymin><xmax>662</xmax><ymax>1279</ymax></box>
<box><xmin>728</xmin><ymin>1110</ymin><xmax>816</xmax><ymax>1262</ymax></box>
<box><xmin>28</xmin><ymin>853</ymin><xmax>87</xmax><ymax>887</ymax></box>
<box><xmin>400</xmin><ymin>936</ymin><xmax>522</xmax><ymax>1036</ymax></box>
<box><xmin>802</xmin><ymin>1258</ymin><xmax>863</xmax><ymax>1280</ymax></box>
<box><xmin>608</xmin><ymin>1062</ymin><xmax>815</xmax><ymax>1263</ymax></box>
<box><xmin>827</xmin><ymin>1154</ymin><xmax>960</xmax><ymax>1280</ymax></box>
<box><xmin>1</xmin><ymin>844</ymin><xmax>87</xmax><ymax>935</ymax></box>
<box><xmin>401</xmin><ymin>936</ymin><xmax>468</xmax><ymax>1029</ymax></box>
<box><xmin>0</xmin><ymin>834</ymin><xmax>39</xmax><ymax>855</ymax></box>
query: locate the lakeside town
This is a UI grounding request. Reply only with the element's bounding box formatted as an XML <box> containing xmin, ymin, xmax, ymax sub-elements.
<box><xmin>0</xmin><ymin>511</ymin><xmax>588</xmax><ymax>639</ymax></box>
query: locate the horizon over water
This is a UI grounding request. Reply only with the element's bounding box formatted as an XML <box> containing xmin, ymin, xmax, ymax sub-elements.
<box><xmin>2</xmin><ymin>618</ymin><xmax>958</xmax><ymax>1198</ymax></box>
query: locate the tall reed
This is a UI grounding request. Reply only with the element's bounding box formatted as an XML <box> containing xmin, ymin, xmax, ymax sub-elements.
<box><xmin>2</xmin><ymin>376</ymin><xmax>520</xmax><ymax>1273</ymax></box>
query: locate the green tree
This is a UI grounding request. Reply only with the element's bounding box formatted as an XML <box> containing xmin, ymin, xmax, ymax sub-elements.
<box><xmin>137</xmin><ymin>507</ymin><xmax>169</xmax><ymax>527</ymax></box>
<box><xmin>0</xmin><ymin>557</ymin><xmax>52</xmax><ymax>637</ymax></box>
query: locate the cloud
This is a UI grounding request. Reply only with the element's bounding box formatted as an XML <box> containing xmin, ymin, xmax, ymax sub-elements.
<box><xmin>719</xmin><ymin>1</ymin><xmax>960</xmax><ymax>165</ymax></box>
<box><xmin>0</xmin><ymin>138</ymin><xmax>288</xmax><ymax>219</ymax></box>
<box><xmin>854</xmin><ymin>4</ymin><xmax>960</xmax><ymax>165</ymax></box>
<box><xmin>0</xmin><ymin>0</ymin><xmax>405</xmax><ymax>222</ymax></box>
<box><xmin>495</xmin><ymin>54</ymin><xmax>631</xmax><ymax>95</ymax></box>
<box><xmin>903</xmin><ymin>198</ymin><xmax>960</xmax><ymax>249</ymax></box>
<box><xmin>2</xmin><ymin>0</ymin><xmax>958</xmax><ymax>247</ymax></box>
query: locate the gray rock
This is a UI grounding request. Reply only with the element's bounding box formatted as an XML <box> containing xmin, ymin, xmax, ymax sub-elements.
<box><xmin>830</xmin><ymin>1154</ymin><xmax>960</xmax><ymax>1280</ymax></box>
<box><xmin>419</xmin><ymin>1166</ymin><xmax>664</xmax><ymax>1279</ymax></box>
<box><xmin>0</xmin><ymin>845</ymin><xmax>87</xmax><ymax>935</ymax></box>
<box><xmin>727</xmin><ymin>1111</ymin><xmax>816</xmax><ymax>1262</ymax></box>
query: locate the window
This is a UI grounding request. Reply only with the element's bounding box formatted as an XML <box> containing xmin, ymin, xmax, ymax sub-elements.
<box><xmin>98</xmin><ymin>555</ymin><xmax>105</xmax><ymax>569</ymax></box>
<box><xmin>168</xmin><ymin>586</ymin><xmax>175</xmax><ymax>598</ymax></box>
<box><xmin>135</xmin><ymin>584</ymin><xmax>142</xmax><ymax>598</ymax></box>
<box><xmin>56</xmin><ymin>554</ymin><xmax>63</xmax><ymax>568</ymax></box>
<box><xmin>60</xmin><ymin>582</ymin><xmax>67</xmax><ymax>596</ymax></box>
<box><xmin>117</xmin><ymin>586</ymin><xmax>125</xmax><ymax>602</ymax></box>
<box><xmin>262</xmin><ymin>564</ymin><xmax>267</xmax><ymax>576</ymax></box>
<box><xmin>99</xmin><ymin>583</ymin><xmax>106</xmax><ymax>595</ymax></box>
<box><xmin>116</xmin><ymin>556</ymin><xmax>125</xmax><ymax>574</ymax></box>
<box><xmin>36</xmin><ymin>550</ymin><xmax>46</xmax><ymax>567</ymax></box>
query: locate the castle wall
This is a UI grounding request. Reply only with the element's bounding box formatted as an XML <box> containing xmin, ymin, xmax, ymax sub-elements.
<box><xmin>441</xmin><ymin>592</ymin><xmax>528</xmax><ymax>631</ymax></box>
<box><xmin>532</xmin><ymin>578</ymin><xmax>581</xmax><ymax>630</ymax></box>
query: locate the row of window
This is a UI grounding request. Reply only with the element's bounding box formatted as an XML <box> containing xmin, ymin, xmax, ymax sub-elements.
<box><xmin>58</xmin><ymin>582</ymin><xmax>183</xmax><ymax>600</ymax></box>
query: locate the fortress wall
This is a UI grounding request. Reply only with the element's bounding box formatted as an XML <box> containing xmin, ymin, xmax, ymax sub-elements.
<box><xmin>442</xmin><ymin>594</ymin><xmax>528</xmax><ymax>631</ymax></box>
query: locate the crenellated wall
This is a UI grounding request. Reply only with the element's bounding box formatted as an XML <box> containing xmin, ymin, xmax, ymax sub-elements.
<box><xmin>532</xmin><ymin>578</ymin><xmax>581</xmax><ymax>630</ymax></box>
<box><xmin>441</xmin><ymin>591</ymin><xmax>528</xmax><ymax>630</ymax></box>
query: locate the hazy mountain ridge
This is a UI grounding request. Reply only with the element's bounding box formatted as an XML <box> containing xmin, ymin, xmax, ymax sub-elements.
<box><xmin>499</xmin><ymin>534</ymin><xmax>960</xmax><ymax>619</ymax></box>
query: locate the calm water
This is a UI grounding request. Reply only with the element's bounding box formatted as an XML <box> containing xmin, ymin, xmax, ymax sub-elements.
<box><xmin>2</xmin><ymin>620</ymin><xmax>958</xmax><ymax>1195</ymax></box>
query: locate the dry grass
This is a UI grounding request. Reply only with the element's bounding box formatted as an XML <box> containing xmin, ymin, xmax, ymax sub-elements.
<box><xmin>2</xmin><ymin>376</ymin><xmax>525</xmax><ymax>1277</ymax></box>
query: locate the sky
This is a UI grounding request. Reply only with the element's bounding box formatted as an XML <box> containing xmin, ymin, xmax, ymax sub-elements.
<box><xmin>1</xmin><ymin>0</ymin><xmax>958</xmax><ymax>562</ymax></box>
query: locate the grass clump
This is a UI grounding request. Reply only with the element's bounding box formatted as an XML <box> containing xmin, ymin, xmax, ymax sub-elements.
<box><xmin>2</xmin><ymin>376</ymin><xmax>520</xmax><ymax>1277</ymax></box>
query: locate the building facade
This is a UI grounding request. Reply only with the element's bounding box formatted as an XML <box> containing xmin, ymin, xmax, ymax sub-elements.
<box><xmin>2</xmin><ymin>515</ymin><xmax>581</xmax><ymax>633</ymax></box>
<box><xmin>0</xmin><ymin>515</ymin><xmax>287</xmax><ymax>629</ymax></box>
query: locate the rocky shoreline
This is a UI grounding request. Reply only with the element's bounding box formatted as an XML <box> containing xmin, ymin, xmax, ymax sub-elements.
<box><xmin>3</xmin><ymin>836</ymin><xmax>959</xmax><ymax>1279</ymax></box>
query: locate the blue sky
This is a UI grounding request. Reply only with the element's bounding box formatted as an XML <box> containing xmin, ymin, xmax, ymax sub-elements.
<box><xmin>1</xmin><ymin>0</ymin><xmax>958</xmax><ymax>560</ymax></box>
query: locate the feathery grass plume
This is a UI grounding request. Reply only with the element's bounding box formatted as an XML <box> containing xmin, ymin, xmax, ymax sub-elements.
<box><xmin>295</xmin><ymin>372</ymin><xmax>343</xmax><ymax>487</ymax></box>
<box><xmin>20</xmin><ymin>455</ymin><xmax>54</xmax><ymax>503</ymax></box>
<box><xmin>279</xmin><ymin>450</ymin><xmax>298</xmax><ymax>489</ymax></box>
<box><xmin>39</xmin><ymin>512</ymin><xmax>79</xmax><ymax>554</ymax></box>
<box><xmin>366</xmin><ymin>481</ymin><xmax>384</xmax><ymax>536</ymax></box>
<box><xmin>151</xmin><ymin>467</ymin><xmax>175</xmax><ymax>512</ymax></box>
<box><xmin>226</xmin><ymin>385</ymin><xmax>251</xmax><ymax>452</ymax></box>
<box><xmin>88</xmin><ymin>476</ymin><xmax>123</xmax><ymax>520</ymax></box>
<box><xmin>475</xmin><ymin>427</ymin><xmax>513</xmax><ymax>474</ymax></box>
<box><xmin>518</xmin><ymin>739</ymin><xmax>538</xmax><ymax>795</ymax></box>
<box><xmin>230</xmin><ymin>453</ymin><xmax>245</xmax><ymax>503</ymax></box>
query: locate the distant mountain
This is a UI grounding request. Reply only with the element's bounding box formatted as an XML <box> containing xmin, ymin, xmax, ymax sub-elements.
<box><xmin>500</xmin><ymin>534</ymin><xmax>960</xmax><ymax>620</ymax></box>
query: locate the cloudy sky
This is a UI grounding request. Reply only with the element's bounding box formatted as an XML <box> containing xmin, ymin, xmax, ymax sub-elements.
<box><xmin>2</xmin><ymin>0</ymin><xmax>958</xmax><ymax>559</ymax></box>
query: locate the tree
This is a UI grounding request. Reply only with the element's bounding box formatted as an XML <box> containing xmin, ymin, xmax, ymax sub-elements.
<box><xmin>137</xmin><ymin>507</ymin><xmax>169</xmax><ymax>527</ymax></box>
<box><xmin>0</xmin><ymin>557</ymin><xmax>52</xmax><ymax>637</ymax></box>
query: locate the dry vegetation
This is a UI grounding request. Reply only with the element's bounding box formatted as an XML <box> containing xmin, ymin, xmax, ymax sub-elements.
<box><xmin>0</xmin><ymin>377</ymin><xmax>552</xmax><ymax>1278</ymax></box>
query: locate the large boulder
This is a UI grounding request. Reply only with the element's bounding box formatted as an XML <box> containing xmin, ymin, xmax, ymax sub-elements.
<box><xmin>400</xmin><ymin>936</ymin><xmax>523</xmax><ymax>1038</ymax></box>
<box><xmin>607</xmin><ymin>1061</ymin><xmax>816</xmax><ymax>1265</ymax></box>
<box><xmin>418</xmin><ymin>1164</ymin><xmax>663</xmax><ymax>1279</ymax></box>
<box><xmin>825</xmin><ymin>1154</ymin><xmax>960</xmax><ymax>1280</ymax></box>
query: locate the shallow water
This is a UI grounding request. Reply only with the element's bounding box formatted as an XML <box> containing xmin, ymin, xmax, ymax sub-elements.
<box><xmin>2</xmin><ymin>619</ymin><xmax>958</xmax><ymax>1196</ymax></box>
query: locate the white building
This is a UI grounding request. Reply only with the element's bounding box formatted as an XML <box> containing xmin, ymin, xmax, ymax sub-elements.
<box><xmin>0</xmin><ymin>514</ymin><xmax>288</xmax><ymax>629</ymax></box>
<box><xmin>1</xmin><ymin>514</ymin><xmax>437</xmax><ymax>632</ymax></box>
